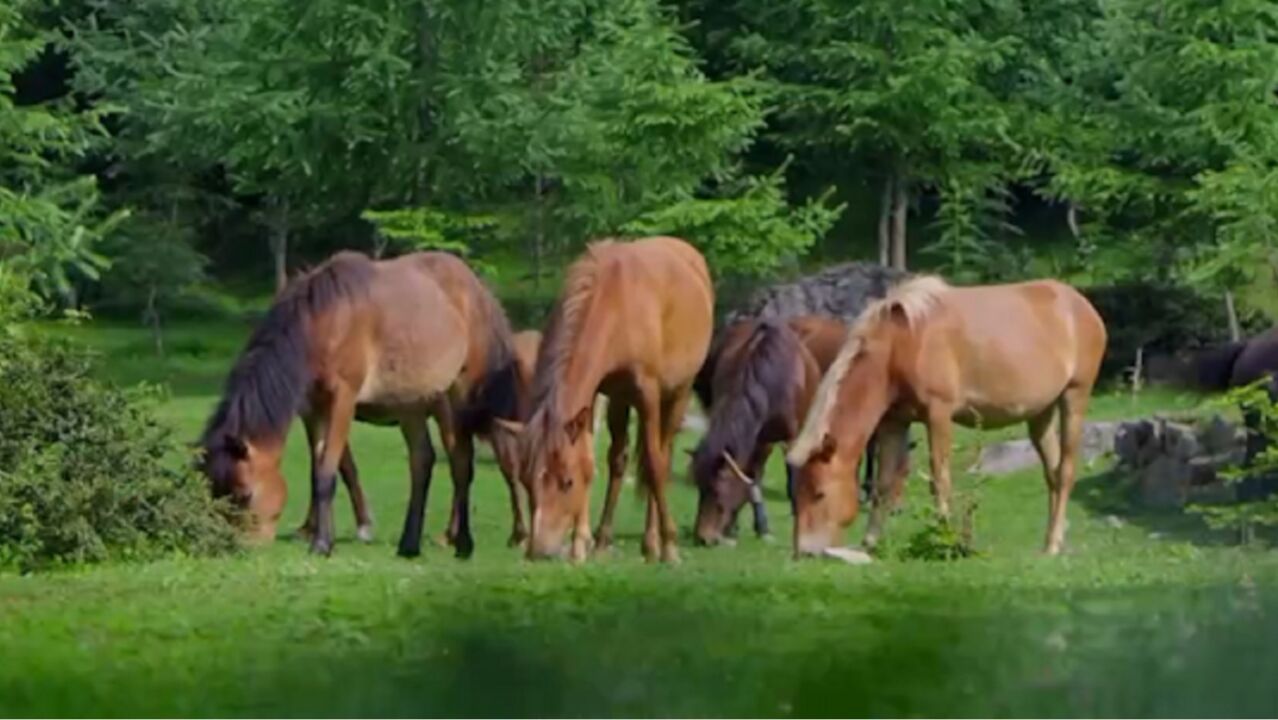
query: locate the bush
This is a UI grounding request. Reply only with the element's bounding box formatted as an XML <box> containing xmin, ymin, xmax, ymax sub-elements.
<box><xmin>0</xmin><ymin>334</ymin><xmax>238</xmax><ymax>572</ymax></box>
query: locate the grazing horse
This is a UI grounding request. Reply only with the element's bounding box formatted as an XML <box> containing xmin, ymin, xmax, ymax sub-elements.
<box><xmin>200</xmin><ymin>251</ymin><xmax>523</xmax><ymax>558</ymax></box>
<box><xmin>690</xmin><ymin>315</ymin><xmax>909</xmax><ymax>546</ymax></box>
<box><xmin>495</xmin><ymin>237</ymin><xmax>713</xmax><ymax>563</ymax></box>
<box><xmin>786</xmin><ymin>276</ymin><xmax>1107</xmax><ymax>557</ymax></box>
<box><xmin>296</xmin><ymin>328</ymin><xmax>543</xmax><ymax>551</ymax></box>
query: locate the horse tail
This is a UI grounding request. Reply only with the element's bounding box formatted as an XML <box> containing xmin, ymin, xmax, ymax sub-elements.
<box><xmin>689</xmin><ymin>320</ymin><xmax>801</xmax><ymax>489</ymax></box>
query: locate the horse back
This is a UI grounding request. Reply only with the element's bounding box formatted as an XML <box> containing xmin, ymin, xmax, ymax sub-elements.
<box><xmin>596</xmin><ymin>237</ymin><xmax>714</xmax><ymax>390</ymax></box>
<box><xmin>907</xmin><ymin>280</ymin><xmax>1106</xmax><ymax>424</ymax></box>
<box><xmin>347</xmin><ymin>256</ymin><xmax>469</xmax><ymax>408</ymax></box>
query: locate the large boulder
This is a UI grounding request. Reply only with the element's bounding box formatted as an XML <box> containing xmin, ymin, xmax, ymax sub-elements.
<box><xmin>1113</xmin><ymin>414</ymin><xmax>1247</xmax><ymax>509</ymax></box>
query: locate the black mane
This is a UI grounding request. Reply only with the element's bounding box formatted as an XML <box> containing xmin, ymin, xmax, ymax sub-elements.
<box><xmin>691</xmin><ymin>320</ymin><xmax>802</xmax><ymax>487</ymax></box>
<box><xmin>461</xmin><ymin>268</ymin><xmax>521</xmax><ymax>432</ymax></box>
<box><xmin>200</xmin><ymin>252</ymin><xmax>375</xmax><ymax>493</ymax></box>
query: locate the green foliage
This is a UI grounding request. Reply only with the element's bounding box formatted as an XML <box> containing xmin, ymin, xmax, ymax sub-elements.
<box><xmin>361</xmin><ymin>207</ymin><xmax>498</xmax><ymax>267</ymax></box>
<box><xmin>0</xmin><ymin>0</ymin><xmax>119</xmax><ymax>301</ymax></box>
<box><xmin>1189</xmin><ymin>380</ymin><xmax>1278</xmax><ymax>545</ymax></box>
<box><xmin>97</xmin><ymin>213</ymin><xmax>207</xmax><ymax>317</ymax></box>
<box><xmin>623</xmin><ymin>167</ymin><xmax>840</xmax><ymax>276</ymax></box>
<box><xmin>0</xmin><ymin>334</ymin><xmax>237</xmax><ymax>571</ymax></box>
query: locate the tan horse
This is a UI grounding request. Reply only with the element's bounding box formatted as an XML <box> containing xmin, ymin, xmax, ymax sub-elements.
<box><xmin>200</xmin><ymin>251</ymin><xmax>524</xmax><ymax>558</ymax></box>
<box><xmin>787</xmin><ymin>276</ymin><xmax>1107</xmax><ymax>557</ymax></box>
<box><xmin>496</xmin><ymin>237</ymin><xmax>713</xmax><ymax>563</ymax></box>
<box><xmin>297</xmin><ymin>330</ymin><xmax>544</xmax><ymax>552</ymax></box>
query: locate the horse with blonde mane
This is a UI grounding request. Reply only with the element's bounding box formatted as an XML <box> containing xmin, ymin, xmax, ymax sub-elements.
<box><xmin>786</xmin><ymin>276</ymin><xmax>1106</xmax><ymax>557</ymax></box>
<box><xmin>200</xmin><ymin>251</ymin><xmax>526</xmax><ymax>558</ymax></box>
<box><xmin>495</xmin><ymin>237</ymin><xmax>713</xmax><ymax>563</ymax></box>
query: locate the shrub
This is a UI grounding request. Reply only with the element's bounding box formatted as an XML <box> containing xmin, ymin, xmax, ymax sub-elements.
<box><xmin>0</xmin><ymin>334</ymin><xmax>237</xmax><ymax>572</ymax></box>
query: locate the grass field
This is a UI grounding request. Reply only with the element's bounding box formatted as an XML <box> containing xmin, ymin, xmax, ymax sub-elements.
<box><xmin>4</xmin><ymin>320</ymin><xmax>1278</xmax><ymax>717</ymax></box>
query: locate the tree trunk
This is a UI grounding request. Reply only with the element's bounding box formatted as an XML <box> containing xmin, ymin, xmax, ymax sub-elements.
<box><xmin>1066</xmin><ymin>201</ymin><xmax>1081</xmax><ymax>239</ymax></box>
<box><xmin>891</xmin><ymin>179</ymin><xmax>909</xmax><ymax>271</ymax></box>
<box><xmin>145</xmin><ymin>285</ymin><xmax>164</xmax><ymax>358</ymax></box>
<box><xmin>878</xmin><ymin>174</ymin><xmax>893</xmax><ymax>266</ymax></box>
<box><xmin>1225</xmin><ymin>290</ymin><xmax>1241</xmax><ymax>342</ymax></box>
<box><xmin>270</xmin><ymin>198</ymin><xmax>289</xmax><ymax>293</ymax></box>
<box><xmin>533</xmin><ymin>175</ymin><xmax>545</xmax><ymax>292</ymax></box>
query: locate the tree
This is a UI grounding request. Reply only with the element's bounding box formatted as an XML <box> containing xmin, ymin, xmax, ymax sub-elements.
<box><xmin>682</xmin><ymin>0</ymin><xmax>1026</xmax><ymax>271</ymax></box>
<box><xmin>0</xmin><ymin>0</ymin><xmax>118</xmax><ymax>308</ymax></box>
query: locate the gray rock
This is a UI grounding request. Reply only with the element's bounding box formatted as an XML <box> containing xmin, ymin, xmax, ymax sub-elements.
<box><xmin>972</xmin><ymin>439</ymin><xmax>1040</xmax><ymax>475</ymax></box>
<box><xmin>1160</xmin><ymin>421</ymin><xmax>1201</xmax><ymax>461</ymax></box>
<box><xmin>1198</xmin><ymin>415</ymin><xmax>1245</xmax><ymax>455</ymax></box>
<box><xmin>1140</xmin><ymin>455</ymin><xmax>1192</xmax><ymax>509</ymax></box>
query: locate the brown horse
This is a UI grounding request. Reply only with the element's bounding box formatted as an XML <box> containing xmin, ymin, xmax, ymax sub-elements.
<box><xmin>200</xmin><ymin>251</ymin><xmax>523</xmax><ymax>558</ymax></box>
<box><xmin>786</xmin><ymin>276</ymin><xmax>1106</xmax><ymax>557</ymax></box>
<box><xmin>296</xmin><ymin>327</ymin><xmax>543</xmax><ymax>550</ymax></box>
<box><xmin>689</xmin><ymin>315</ymin><xmax>840</xmax><ymax>545</ymax></box>
<box><xmin>495</xmin><ymin>237</ymin><xmax>713</xmax><ymax>563</ymax></box>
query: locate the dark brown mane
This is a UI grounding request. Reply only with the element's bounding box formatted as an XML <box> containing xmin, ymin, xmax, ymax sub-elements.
<box><xmin>692</xmin><ymin>320</ymin><xmax>802</xmax><ymax>488</ymax></box>
<box><xmin>454</xmin><ymin>263</ymin><xmax>521</xmax><ymax>432</ymax></box>
<box><xmin>200</xmin><ymin>251</ymin><xmax>374</xmax><ymax>493</ymax></box>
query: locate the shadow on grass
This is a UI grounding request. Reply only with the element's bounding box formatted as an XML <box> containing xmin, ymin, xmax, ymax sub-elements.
<box><xmin>8</xmin><ymin>580</ymin><xmax>1278</xmax><ymax>718</ymax></box>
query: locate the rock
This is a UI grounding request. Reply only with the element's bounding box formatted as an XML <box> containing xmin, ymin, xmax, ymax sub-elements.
<box><xmin>1140</xmin><ymin>454</ymin><xmax>1192</xmax><ymax>509</ymax></box>
<box><xmin>1115</xmin><ymin>419</ymin><xmax>1160</xmax><ymax>468</ymax></box>
<box><xmin>1160</xmin><ymin>420</ymin><xmax>1201</xmax><ymax>461</ymax></box>
<box><xmin>972</xmin><ymin>439</ymin><xmax>1040</xmax><ymax>475</ymax></box>
<box><xmin>1082</xmin><ymin>421</ymin><xmax>1120</xmax><ymax>465</ymax></box>
<box><xmin>971</xmin><ymin>420</ymin><xmax>1123</xmax><ymax>476</ymax></box>
<box><xmin>1198</xmin><ymin>415</ymin><xmax>1243</xmax><ymax>455</ymax></box>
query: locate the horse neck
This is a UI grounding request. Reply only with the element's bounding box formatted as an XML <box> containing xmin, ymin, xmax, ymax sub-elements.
<box><xmin>548</xmin><ymin>298</ymin><xmax>618</xmax><ymax>420</ymax></box>
<box><xmin>830</xmin><ymin>349</ymin><xmax>894</xmax><ymax>461</ymax></box>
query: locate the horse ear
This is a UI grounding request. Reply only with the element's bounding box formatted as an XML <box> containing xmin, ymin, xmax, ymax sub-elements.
<box><xmin>223</xmin><ymin>435</ymin><xmax>248</xmax><ymax>461</ymax></box>
<box><xmin>493</xmin><ymin>418</ymin><xmax>526</xmax><ymax>437</ymax></box>
<box><xmin>565</xmin><ymin>406</ymin><xmax>592</xmax><ymax>443</ymax></box>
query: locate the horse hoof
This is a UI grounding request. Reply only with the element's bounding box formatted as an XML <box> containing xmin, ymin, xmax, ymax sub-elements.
<box><xmin>507</xmin><ymin>532</ymin><xmax>528</xmax><ymax>548</ymax></box>
<box><xmin>309</xmin><ymin>539</ymin><xmax>333</xmax><ymax>557</ymax></box>
<box><xmin>454</xmin><ymin>538</ymin><xmax>475</xmax><ymax>560</ymax></box>
<box><xmin>397</xmin><ymin>544</ymin><xmax>421</xmax><ymax>559</ymax></box>
<box><xmin>758</xmin><ymin>533</ymin><xmax>776</xmax><ymax>544</ymax></box>
<box><xmin>356</xmin><ymin>525</ymin><xmax>374</xmax><ymax>543</ymax></box>
<box><xmin>661</xmin><ymin>544</ymin><xmax>682</xmax><ymax>565</ymax></box>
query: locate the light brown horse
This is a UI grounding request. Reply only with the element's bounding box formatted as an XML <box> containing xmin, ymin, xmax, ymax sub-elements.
<box><xmin>295</xmin><ymin>328</ymin><xmax>543</xmax><ymax>551</ymax></box>
<box><xmin>200</xmin><ymin>251</ymin><xmax>524</xmax><ymax>558</ymax></box>
<box><xmin>787</xmin><ymin>276</ymin><xmax>1107</xmax><ymax>557</ymax></box>
<box><xmin>495</xmin><ymin>237</ymin><xmax>713</xmax><ymax>563</ymax></box>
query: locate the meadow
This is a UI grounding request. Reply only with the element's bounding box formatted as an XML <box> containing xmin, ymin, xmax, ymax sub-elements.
<box><xmin>3</xmin><ymin>320</ymin><xmax>1278</xmax><ymax>717</ymax></box>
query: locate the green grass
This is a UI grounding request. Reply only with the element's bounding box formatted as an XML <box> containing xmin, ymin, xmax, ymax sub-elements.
<box><xmin>4</xmin><ymin>320</ymin><xmax>1278</xmax><ymax>717</ymax></box>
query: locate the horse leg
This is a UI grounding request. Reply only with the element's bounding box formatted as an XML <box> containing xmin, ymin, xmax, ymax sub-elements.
<box><xmin>593</xmin><ymin>399</ymin><xmax>631</xmax><ymax>553</ymax></box>
<box><xmin>396</xmin><ymin>415</ymin><xmax>436</xmax><ymax>558</ymax></box>
<box><xmin>863</xmin><ymin>422</ymin><xmax>909</xmax><ymax>551</ymax></box>
<box><xmin>747</xmin><ymin>442</ymin><xmax>773</xmax><ymax>539</ymax></box>
<box><xmin>338</xmin><ymin>446</ymin><xmax>374</xmax><ymax>543</ymax></box>
<box><xmin>490</xmin><ymin>431</ymin><xmax>528</xmax><ymax>548</ymax></box>
<box><xmin>653</xmin><ymin>386</ymin><xmax>692</xmax><ymax>563</ymax></box>
<box><xmin>310</xmin><ymin>388</ymin><xmax>356</xmax><ymax>557</ymax></box>
<box><xmin>1047</xmin><ymin>385</ymin><xmax>1091</xmax><ymax>555</ymax></box>
<box><xmin>1028</xmin><ymin>407</ymin><xmax>1063</xmax><ymax>552</ymax></box>
<box><xmin>924</xmin><ymin>408</ymin><xmax>956</xmax><ymax>520</ymax></box>
<box><xmin>297</xmin><ymin>414</ymin><xmax>323</xmax><ymax>540</ymax></box>
<box><xmin>441</xmin><ymin>415</ymin><xmax>478</xmax><ymax>560</ymax></box>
